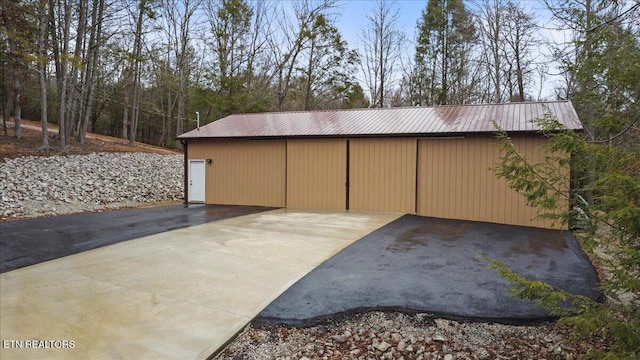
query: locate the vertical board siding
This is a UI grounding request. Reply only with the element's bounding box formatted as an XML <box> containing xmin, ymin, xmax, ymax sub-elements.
<box><xmin>349</xmin><ymin>138</ymin><xmax>417</xmax><ymax>213</ymax></box>
<box><xmin>417</xmin><ymin>135</ymin><xmax>567</xmax><ymax>229</ymax></box>
<box><xmin>187</xmin><ymin>140</ymin><xmax>286</xmax><ymax>207</ymax></box>
<box><xmin>187</xmin><ymin>134</ymin><xmax>566</xmax><ymax>230</ymax></box>
<box><xmin>286</xmin><ymin>139</ymin><xmax>347</xmax><ymax>210</ymax></box>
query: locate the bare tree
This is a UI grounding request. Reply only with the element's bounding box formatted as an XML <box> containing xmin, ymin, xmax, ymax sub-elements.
<box><xmin>78</xmin><ymin>0</ymin><xmax>106</xmax><ymax>144</ymax></box>
<box><xmin>1</xmin><ymin>0</ymin><xmax>33</xmax><ymax>139</ymax></box>
<box><xmin>359</xmin><ymin>0</ymin><xmax>404</xmax><ymax>108</ymax></box>
<box><xmin>49</xmin><ymin>0</ymin><xmax>73</xmax><ymax>152</ymax></box>
<box><xmin>267</xmin><ymin>0</ymin><xmax>339</xmax><ymax>111</ymax></box>
<box><xmin>502</xmin><ymin>2</ymin><xmax>538</xmax><ymax>102</ymax></box>
<box><xmin>11</xmin><ymin>66</ymin><xmax>22</xmax><ymax>139</ymax></box>
<box><xmin>477</xmin><ymin>0</ymin><xmax>507</xmax><ymax>103</ymax></box>
<box><xmin>36</xmin><ymin>0</ymin><xmax>50</xmax><ymax>148</ymax></box>
<box><xmin>475</xmin><ymin>0</ymin><xmax>538</xmax><ymax>103</ymax></box>
<box><xmin>160</xmin><ymin>0</ymin><xmax>201</xmax><ymax>145</ymax></box>
<box><xmin>127</xmin><ymin>0</ymin><xmax>153</xmax><ymax>146</ymax></box>
<box><xmin>149</xmin><ymin>50</ymin><xmax>176</xmax><ymax>146</ymax></box>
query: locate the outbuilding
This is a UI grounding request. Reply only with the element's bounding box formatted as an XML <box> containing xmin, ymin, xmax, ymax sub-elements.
<box><xmin>178</xmin><ymin>101</ymin><xmax>582</xmax><ymax>230</ymax></box>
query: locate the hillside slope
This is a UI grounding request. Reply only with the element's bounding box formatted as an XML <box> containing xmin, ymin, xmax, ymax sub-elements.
<box><xmin>1</xmin><ymin>119</ymin><xmax>178</xmax><ymax>161</ymax></box>
<box><xmin>1</xmin><ymin>120</ymin><xmax>183</xmax><ymax>221</ymax></box>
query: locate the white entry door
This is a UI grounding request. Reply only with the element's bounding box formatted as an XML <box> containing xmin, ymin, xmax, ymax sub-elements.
<box><xmin>188</xmin><ymin>160</ymin><xmax>206</xmax><ymax>203</ymax></box>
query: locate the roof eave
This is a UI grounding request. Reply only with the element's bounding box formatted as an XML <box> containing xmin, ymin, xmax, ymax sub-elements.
<box><xmin>177</xmin><ymin>129</ymin><xmax>582</xmax><ymax>141</ymax></box>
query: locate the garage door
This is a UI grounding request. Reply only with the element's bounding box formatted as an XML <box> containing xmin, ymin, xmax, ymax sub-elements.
<box><xmin>416</xmin><ymin>135</ymin><xmax>563</xmax><ymax>229</ymax></box>
<box><xmin>188</xmin><ymin>140</ymin><xmax>286</xmax><ymax>207</ymax></box>
<box><xmin>287</xmin><ymin>139</ymin><xmax>347</xmax><ymax>210</ymax></box>
<box><xmin>349</xmin><ymin>138</ymin><xmax>416</xmax><ymax>213</ymax></box>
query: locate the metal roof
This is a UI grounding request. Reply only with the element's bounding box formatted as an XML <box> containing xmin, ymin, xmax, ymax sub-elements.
<box><xmin>178</xmin><ymin>101</ymin><xmax>582</xmax><ymax>139</ymax></box>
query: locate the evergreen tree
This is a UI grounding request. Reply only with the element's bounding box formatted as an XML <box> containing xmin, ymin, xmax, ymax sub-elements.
<box><xmin>294</xmin><ymin>13</ymin><xmax>359</xmax><ymax>110</ymax></box>
<box><xmin>206</xmin><ymin>0</ymin><xmax>270</xmax><ymax>117</ymax></box>
<box><xmin>548</xmin><ymin>0</ymin><xmax>640</xmax><ymax>144</ymax></box>
<box><xmin>413</xmin><ymin>0</ymin><xmax>476</xmax><ymax>106</ymax></box>
<box><xmin>492</xmin><ymin>115</ymin><xmax>640</xmax><ymax>358</ymax></box>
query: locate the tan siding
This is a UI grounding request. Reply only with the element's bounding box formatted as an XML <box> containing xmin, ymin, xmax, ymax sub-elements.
<box><xmin>417</xmin><ymin>135</ymin><xmax>567</xmax><ymax>229</ymax></box>
<box><xmin>286</xmin><ymin>139</ymin><xmax>347</xmax><ymax>210</ymax></box>
<box><xmin>188</xmin><ymin>134</ymin><xmax>567</xmax><ymax>229</ymax></box>
<box><xmin>349</xmin><ymin>138</ymin><xmax>416</xmax><ymax>213</ymax></box>
<box><xmin>187</xmin><ymin>140</ymin><xmax>286</xmax><ymax>207</ymax></box>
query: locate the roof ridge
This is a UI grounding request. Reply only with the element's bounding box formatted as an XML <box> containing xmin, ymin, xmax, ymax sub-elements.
<box><xmin>227</xmin><ymin>100</ymin><xmax>571</xmax><ymax>117</ymax></box>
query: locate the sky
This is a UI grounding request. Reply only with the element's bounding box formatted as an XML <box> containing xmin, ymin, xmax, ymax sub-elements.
<box><xmin>335</xmin><ymin>0</ymin><xmax>556</xmax><ymax>42</ymax></box>
<box><xmin>331</xmin><ymin>0</ymin><xmax>567</xmax><ymax>100</ymax></box>
<box><xmin>336</xmin><ymin>0</ymin><xmax>426</xmax><ymax>44</ymax></box>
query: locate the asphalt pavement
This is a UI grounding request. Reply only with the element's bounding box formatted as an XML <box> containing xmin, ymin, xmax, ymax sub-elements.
<box><xmin>1</xmin><ymin>206</ymin><xmax>603</xmax><ymax>330</ymax></box>
<box><xmin>257</xmin><ymin>214</ymin><xmax>602</xmax><ymax>325</ymax></box>
<box><xmin>0</xmin><ymin>204</ymin><xmax>273</xmax><ymax>273</ymax></box>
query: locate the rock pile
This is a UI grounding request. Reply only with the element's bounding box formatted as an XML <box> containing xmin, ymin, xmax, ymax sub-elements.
<box><xmin>1</xmin><ymin>152</ymin><xmax>183</xmax><ymax>220</ymax></box>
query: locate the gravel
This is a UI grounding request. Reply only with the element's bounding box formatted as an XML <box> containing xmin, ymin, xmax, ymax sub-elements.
<box><xmin>0</xmin><ymin>152</ymin><xmax>183</xmax><ymax>220</ymax></box>
<box><xmin>218</xmin><ymin>312</ymin><xmax>596</xmax><ymax>360</ymax></box>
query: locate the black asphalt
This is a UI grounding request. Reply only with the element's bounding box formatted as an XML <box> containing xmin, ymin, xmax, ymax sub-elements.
<box><xmin>257</xmin><ymin>215</ymin><xmax>602</xmax><ymax>325</ymax></box>
<box><xmin>0</xmin><ymin>204</ymin><xmax>274</xmax><ymax>273</ymax></box>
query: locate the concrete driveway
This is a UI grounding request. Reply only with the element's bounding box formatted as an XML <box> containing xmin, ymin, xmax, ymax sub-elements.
<box><xmin>258</xmin><ymin>215</ymin><xmax>602</xmax><ymax>326</ymax></box>
<box><xmin>0</xmin><ymin>204</ymin><xmax>272</xmax><ymax>273</ymax></box>
<box><xmin>0</xmin><ymin>209</ymin><xmax>401</xmax><ymax>359</ymax></box>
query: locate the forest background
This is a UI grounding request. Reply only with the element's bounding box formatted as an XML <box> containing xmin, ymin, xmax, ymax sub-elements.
<box><xmin>1</xmin><ymin>0</ymin><xmax>638</xmax><ymax>151</ymax></box>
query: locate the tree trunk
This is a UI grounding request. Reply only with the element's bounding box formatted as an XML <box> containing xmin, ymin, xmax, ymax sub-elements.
<box><xmin>378</xmin><ymin>24</ymin><xmax>384</xmax><ymax>108</ymax></box>
<box><xmin>128</xmin><ymin>0</ymin><xmax>147</xmax><ymax>146</ymax></box>
<box><xmin>515</xmin><ymin>50</ymin><xmax>524</xmax><ymax>102</ymax></box>
<box><xmin>12</xmin><ymin>70</ymin><xmax>21</xmax><ymax>139</ymax></box>
<box><xmin>37</xmin><ymin>0</ymin><xmax>50</xmax><ymax>149</ymax></box>
<box><xmin>492</xmin><ymin>5</ymin><xmax>501</xmax><ymax>103</ymax></box>
<box><xmin>6</xmin><ymin>14</ymin><xmax>22</xmax><ymax>139</ymax></box>
<box><xmin>66</xmin><ymin>0</ymin><xmax>87</xmax><ymax>142</ymax></box>
<box><xmin>176</xmin><ymin>38</ymin><xmax>187</xmax><ymax>146</ymax></box>
<box><xmin>304</xmin><ymin>41</ymin><xmax>315</xmax><ymax>110</ymax></box>
<box><xmin>79</xmin><ymin>0</ymin><xmax>104</xmax><ymax>144</ymax></box>
<box><xmin>50</xmin><ymin>0</ymin><xmax>72</xmax><ymax>152</ymax></box>
<box><xmin>440</xmin><ymin>33</ymin><xmax>447</xmax><ymax>105</ymax></box>
<box><xmin>122</xmin><ymin>79</ymin><xmax>129</xmax><ymax>139</ymax></box>
<box><xmin>122</xmin><ymin>99</ymin><xmax>129</xmax><ymax>139</ymax></box>
<box><xmin>1</xmin><ymin>59</ymin><xmax>6</xmax><ymax>136</ymax></box>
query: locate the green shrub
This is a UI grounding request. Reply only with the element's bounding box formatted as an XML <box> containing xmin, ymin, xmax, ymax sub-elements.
<box><xmin>492</xmin><ymin>114</ymin><xmax>640</xmax><ymax>358</ymax></box>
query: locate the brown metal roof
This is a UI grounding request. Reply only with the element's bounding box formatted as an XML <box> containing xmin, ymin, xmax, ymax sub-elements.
<box><xmin>178</xmin><ymin>101</ymin><xmax>582</xmax><ymax>139</ymax></box>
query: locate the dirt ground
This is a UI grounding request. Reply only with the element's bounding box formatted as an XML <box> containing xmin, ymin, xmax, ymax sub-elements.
<box><xmin>1</xmin><ymin>118</ymin><xmax>178</xmax><ymax>161</ymax></box>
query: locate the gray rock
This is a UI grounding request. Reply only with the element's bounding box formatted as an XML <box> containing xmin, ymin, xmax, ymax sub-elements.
<box><xmin>377</xmin><ymin>341</ymin><xmax>391</xmax><ymax>352</ymax></box>
<box><xmin>397</xmin><ymin>340</ymin><xmax>407</xmax><ymax>352</ymax></box>
<box><xmin>1</xmin><ymin>152</ymin><xmax>183</xmax><ymax>220</ymax></box>
<box><xmin>332</xmin><ymin>331</ymin><xmax>351</xmax><ymax>343</ymax></box>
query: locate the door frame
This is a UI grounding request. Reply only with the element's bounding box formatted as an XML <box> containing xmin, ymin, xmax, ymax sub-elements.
<box><xmin>188</xmin><ymin>159</ymin><xmax>206</xmax><ymax>203</ymax></box>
